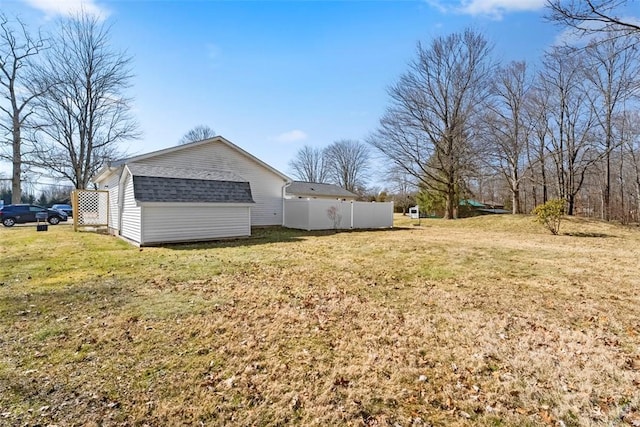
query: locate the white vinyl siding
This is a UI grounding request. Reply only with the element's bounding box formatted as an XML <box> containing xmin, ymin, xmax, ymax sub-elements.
<box><xmin>135</xmin><ymin>142</ymin><xmax>286</xmax><ymax>226</ymax></box>
<box><xmin>141</xmin><ymin>205</ymin><xmax>250</xmax><ymax>245</ymax></box>
<box><xmin>100</xmin><ymin>170</ymin><xmax>121</xmax><ymax>233</ymax></box>
<box><xmin>120</xmin><ymin>173</ymin><xmax>141</xmax><ymax>243</ymax></box>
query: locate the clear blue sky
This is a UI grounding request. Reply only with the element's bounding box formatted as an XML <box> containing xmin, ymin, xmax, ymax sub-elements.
<box><xmin>1</xmin><ymin>0</ymin><xmax>570</xmax><ymax>186</ymax></box>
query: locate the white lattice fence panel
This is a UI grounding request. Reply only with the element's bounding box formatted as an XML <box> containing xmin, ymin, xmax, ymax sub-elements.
<box><xmin>73</xmin><ymin>190</ymin><xmax>109</xmax><ymax>229</ymax></box>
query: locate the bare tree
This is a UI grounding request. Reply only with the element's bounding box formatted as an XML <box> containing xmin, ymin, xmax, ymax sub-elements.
<box><xmin>288</xmin><ymin>145</ymin><xmax>329</xmax><ymax>183</ymax></box>
<box><xmin>178</xmin><ymin>124</ymin><xmax>216</xmax><ymax>145</ymax></box>
<box><xmin>619</xmin><ymin>111</ymin><xmax>640</xmax><ymax>219</ymax></box>
<box><xmin>524</xmin><ymin>85</ymin><xmax>553</xmax><ymax>207</ymax></box>
<box><xmin>539</xmin><ymin>47</ymin><xmax>601</xmax><ymax>215</ymax></box>
<box><xmin>369</xmin><ymin>29</ymin><xmax>494</xmax><ymax>219</ymax></box>
<box><xmin>482</xmin><ymin>61</ymin><xmax>533</xmax><ymax>214</ymax></box>
<box><xmin>546</xmin><ymin>0</ymin><xmax>640</xmax><ymax>38</ymax></box>
<box><xmin>31</xmin><ymin>13</ymin><xmax>138</xmax><ymax>189</ymax></box>
<box><xmin>0</xmin><ymin>14</ymin><xmax>47</xmax><ymax>203</ymax></box>
<box><xmin>583</xmin><ymin>35</ymin><xmax>640</xmax><ymax>220</ymax></box>
<box><xmin>324</xmin><ymin>139</ymin><xmax>370</xmax><ymax>193</ymax></box>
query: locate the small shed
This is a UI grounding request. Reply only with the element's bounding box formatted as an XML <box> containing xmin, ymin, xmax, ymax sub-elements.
<box><xmin>117</xmin><ymin>164</ymin><xmax>254</xmax><ymax>245</ymax></box>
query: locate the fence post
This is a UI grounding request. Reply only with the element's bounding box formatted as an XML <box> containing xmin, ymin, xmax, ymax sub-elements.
<box><xmin>72</xmin><ymin>190</ymin><xmax>78</xmax><ymax>232</ymax></box>
<box><xmin>350</xmin><ymin>201</ymin><xmax>354</xmax><ymax>229</ymax></box>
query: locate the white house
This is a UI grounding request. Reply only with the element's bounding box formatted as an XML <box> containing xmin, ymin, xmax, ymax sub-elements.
<box><xmin>93</xmin><ymin>136</ymin><xmax>291</xmax><ymax>246</ymax></box>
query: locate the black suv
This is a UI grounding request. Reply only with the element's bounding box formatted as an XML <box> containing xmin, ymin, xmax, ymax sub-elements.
<box><xmin>0</xmin><ymin>204</ymin><xmax>68</xmax><ymax>227</ymax></box>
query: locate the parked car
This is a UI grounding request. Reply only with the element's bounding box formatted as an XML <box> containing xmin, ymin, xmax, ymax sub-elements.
<box><xmin>0</xmin><ymin>204</ymin><xmax>68</xmax><ymax>227</ymax></box>
<box><xmin>51</xmin><ymin>204</ymin><xmax>73</xmax><ymax>217</ymax></box>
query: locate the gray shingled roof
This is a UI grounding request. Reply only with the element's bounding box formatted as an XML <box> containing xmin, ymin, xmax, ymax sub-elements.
<box><xmin>126</xmin><ymin>164</ymin><xmax>254</xmax><ymax>204</ymax></box>
<box><xmin>132</xmin><ymin>176</ymin><xmax>254</xmax><ymax>203</ymax></box>
<box><xmin>286</xmin><ymin>181</ymin><xmax>358</xmax><ymax>199</ymax></box>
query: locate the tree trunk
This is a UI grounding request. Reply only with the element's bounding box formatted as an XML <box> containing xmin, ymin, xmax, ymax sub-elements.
<box><xmin>618</xmin><ymin>148</ymin><xmax>624</xmax><ymax>222</ymax></box>
<box><xmin>444</xmin><ymin>161</ymin><xmax>457</xmax><ymax>219</ymax></box>
<box><xmin>512</xmin><ymin>169</ymin><xmax>520</xmax><ymax>214</ymax></box>
<box><xmin>604</xmin><ymin>152</ymin><xmax>611</xmax><ymax>221</ymax></box>
<box><xmin>567</xmin><ymin>194</ymin><xmax>575</xmax><ymax>216</ymax></box>
<box><xmin>540</xmin><ymin>152</ymin><xmax>548</xmax><ymax>203</ymax></box>
<box><xmin>11</xmin><ymin>118</ymin><xmax>21</xmax><ymax>204</ymax></box>
<box><xmin>444</xmin><ymin>183</ymin><xmax>456</xmax><ymax>219</ymax></box>
<box><xmin>512</xmin><ymin>188</ymin><xmax>520</xmax><ymax>214</ymax></box>
<box><xmin>637</xmin><ymin>181</ymin><xmax>640</xmax><ymax>223</ymax></box>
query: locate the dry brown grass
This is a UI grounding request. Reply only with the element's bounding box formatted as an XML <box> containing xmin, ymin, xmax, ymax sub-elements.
<box><xmin>1</xmin><ymin>215</ymin><xmax>639</xmax><ymax>426</ymax></box>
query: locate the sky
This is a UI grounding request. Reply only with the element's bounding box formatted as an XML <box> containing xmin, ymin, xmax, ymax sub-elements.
<box><xmin>0</xmin><ymin>0</ymin><xmax>587</xmax><ymax>188</ymax></box>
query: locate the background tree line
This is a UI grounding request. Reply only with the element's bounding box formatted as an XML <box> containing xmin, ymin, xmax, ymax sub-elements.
<box><xmin>289</xmin><ymin>2</ymin><xmax>640</xmax><ymax>221</ymax></box>
<box><xmin>366</xmin><ymin>0</ymin><xmax>639</xmax><ymax>220</ymax></box>
<box><xmin>0</xmin><ymin>176</ymin><xmax>73</xmax><ymax>206</ymax></box>
<box><xmin>288</xmin><ymin>139</ymin><xmax>371</xmax><ymax>195</ymax></box>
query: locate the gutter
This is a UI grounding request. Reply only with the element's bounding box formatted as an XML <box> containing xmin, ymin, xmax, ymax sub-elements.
<box><xmin>282</xmin><ymin>180</ymin><xmax>292</xmax><ymax>226</ymax></box>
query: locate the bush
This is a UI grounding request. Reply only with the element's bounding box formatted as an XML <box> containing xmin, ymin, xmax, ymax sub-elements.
<box><xmin>532</xmin><ymin>199</ymin><xmax>566</xmax><ymax>235</ymax></box>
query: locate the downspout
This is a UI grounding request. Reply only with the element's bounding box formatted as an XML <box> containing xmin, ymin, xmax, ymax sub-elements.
<box><xmin>282</xmin><ymin>180</ymin><xmax>291</xmax><ymax>226</ymax></box>
<box><xmin>117</xmin><ymin>166</ymin><xmax>128</xmax><ymax>237</ymax></box>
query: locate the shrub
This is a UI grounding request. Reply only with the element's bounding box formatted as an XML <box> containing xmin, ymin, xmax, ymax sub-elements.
<box><xmin>532</xmin><ymin>198</ymin><xmax>566</xmax><ymax>235</ymax></box>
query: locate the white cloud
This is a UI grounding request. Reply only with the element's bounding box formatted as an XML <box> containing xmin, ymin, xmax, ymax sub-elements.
<box><xmin>553</xmin><ymin>27</ymin><xmax>589</xmax><ymax>47</ymax></box>
<box><xmin>426</xmin><ymin>0</ymin><xmax>449</xmax><ymax>14</ymax></box>
<box><xmin>23</xmin><ymin>0</ymin><xmax>109</xmax><ymax>20</ymax></box>
<box><xmin>272</xmin><ymin>129</ymin><xmax>308</xmax><ymax>143</ymax></box>
<box><xmin>461</xmin><ymin>0</ymin><xmax>545</xmax><ymax>18</ymax></box>
<box><xmin>428</xmin><ymin>0</ymin><xmax>546</xmax><ymax>19</ymax></box>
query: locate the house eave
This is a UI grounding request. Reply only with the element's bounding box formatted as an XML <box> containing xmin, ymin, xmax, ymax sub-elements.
<box><xmin>287</xmin><ymin>193</ymin><xmax>358</xmax><ymax>200</ymax></box>
<box><xmin>136</xmin><ymin>201</ymin><xmax>255</xmax><ymax>208</ymax></box>
<box><xmin>93</xmin><ymin>165</ymin><xmax>122</xmax><ymax>183</ymax></box>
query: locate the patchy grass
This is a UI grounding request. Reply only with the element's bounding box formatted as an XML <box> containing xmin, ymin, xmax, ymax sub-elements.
<box><xmin>1</xmin><ymin>217</ymin><xmax>639</xmax><ymax>426</ymax></box>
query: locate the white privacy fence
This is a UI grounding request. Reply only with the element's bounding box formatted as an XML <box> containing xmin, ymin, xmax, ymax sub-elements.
<box><xmin>284</xmin><ymin>199</ymin><xmax>393</xmax><ymax>231</ymax></box>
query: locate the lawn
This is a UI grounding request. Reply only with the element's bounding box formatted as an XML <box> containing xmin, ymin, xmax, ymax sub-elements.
<box><xmin>1</xmin><ymin>215</ymin><xmax>639</xmax><ymax>426</ymax></box>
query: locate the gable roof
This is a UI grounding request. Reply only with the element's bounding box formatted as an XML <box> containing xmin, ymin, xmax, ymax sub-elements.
<box><xmin>110</xmin><ymin>136</ymin><xmax>290</xmax><ymax>182</ymax></box>
<box><xmin>93</xmin><ymin>136</ymin><xmax>291</xmax><ymax>184</ymax></box>
<box><xmin>286</xmin><ymin>181</ymin><xmax>358</xmax><ymax>199</ymax></box>
<box><xmin>127</xmin><ymin>163</ymin><xmax>246</xmax><ymax>182</ymax></box>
